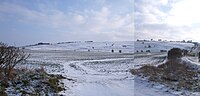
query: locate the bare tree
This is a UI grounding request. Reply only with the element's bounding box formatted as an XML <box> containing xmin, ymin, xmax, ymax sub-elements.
<box><xmin>0</xmin><ymin>42</ymin><xmax>29</xmax><ymax>81</ymax></box>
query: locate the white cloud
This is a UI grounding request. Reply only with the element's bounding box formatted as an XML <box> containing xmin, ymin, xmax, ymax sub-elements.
<box><xmin>0</xmin><ymin>2</ymin><xmax>69</xmax><ymax>28</ymax></box>
<box><xmin>134</xmin><ymin>0</ymin><xmax>168</xmax><ymax>24</ymax></box>
<box><xmin>74</xmin><ymin>14</ymin><xmax>85</xmax><ymax>24</ymax></box>
<box><xmin>0</xmin><ymin>1</ymin><xmax>133</xmax><ymax>44</ymax></box>
<box><xmin>165</xmin><ymin>0</ymin><xmax>200</xmax><ymax>26</ymax></box>
<box><xmin>135</xmin><ymin>23</ymin><xmax>191</xmax><ymax>40</ymax></box>
<box><xmin>160</xmin><ymin>0</ymin><xmax>169</xmax><ymax>5</ymax></box>
<box><xmin>134</xmin><ymin>0</ymin><xmax>200</xmax><ymax>42</ymax></box>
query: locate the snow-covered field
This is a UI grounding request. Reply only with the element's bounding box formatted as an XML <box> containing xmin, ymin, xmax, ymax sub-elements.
<box><xmin>23</xmin><ymin>41</ymin><xmax>197</xmax><ymax>96</ymax></box>
<box><xmin>25</xmin><ymin>41</ymin><xmax>194</xmax><ymax>53</ymax></box>
<box><xmin>25</xmin><ymin>41</ymin><xmax>135</xmax><ymax>53</ymax></box>
<box><xmin>134</xmin><ymin>41</ymin><xmax>193</xmax><ymax>52</ymax></box>
<box><xmin>25</xmin><ymin>50</ymin><xmax>135</xmax><ymax>96</ymax></box>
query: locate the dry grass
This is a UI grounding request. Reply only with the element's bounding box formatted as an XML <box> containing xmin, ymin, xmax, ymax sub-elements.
<box><xmin>0</xmin><ymin>67</ymin><xmax>66</xmax><ymax>95</ymax></box>
<box><xmin>131</xmin><ymin>60</ymin><xmax>200</xmax><ymax>92</ymax></box>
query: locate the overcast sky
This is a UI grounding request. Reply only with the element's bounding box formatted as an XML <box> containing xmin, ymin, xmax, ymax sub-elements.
<box><xmin>135</xmin><ymin>0</ymin><xmax>200</xmax><ymax>42</ymax></box>
<box><xmin>0</xmin><ymin>0</ymin><xmax>133</xmax><ymax>45</ymax></box>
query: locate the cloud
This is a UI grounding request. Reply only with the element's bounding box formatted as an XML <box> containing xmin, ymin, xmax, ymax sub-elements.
<box><xmin>0</xmin><ymin>2</ymin><xmax>69</xmax><ymax>28</ymax></box>
<box><xmin>73</xmin><ymin>7</ymin><xmax>134</xmax><ymax>40</ymax></box>
<box><xmin>134</xmin><ymin>0</ymin><xmax>168</xmax><ymax>24</ymax></box>
<box><xmin>0</xmin><ymin>1</ymin><xmax>133</xmax><ymax>45</ymax></box>
<box><xmin>135</xmin><ymin>0</ymin><xmax>200</xmax><ymax>42</ymax></box>
<box><xmin>135</xmin><ymin>23</ymin><xmax>191</xmax><ymax>40</ymax></box>
<box><xmin>165</xmin><ymin>0</ymin><xmax>200</xmax><ymax>26</ymax></box>
<box><xmin>74</xmin><ymin>14</ymin><xmax>85</xmax><ymax>24</ymax></box>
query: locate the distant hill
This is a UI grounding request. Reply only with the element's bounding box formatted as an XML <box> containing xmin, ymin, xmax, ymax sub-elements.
<box><xmin>23</xmin><ymin>41</ymin><xmax>194</xmax><ymax>53</ymax></box>
<box><xmin>135</xmin><ymin>41</ymin><xmax>194</xmax><ymax>53</ymax></box>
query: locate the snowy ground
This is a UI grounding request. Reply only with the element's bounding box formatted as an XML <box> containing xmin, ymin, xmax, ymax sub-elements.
<box><xmin>25</xmin><ymin>41</ymin><xmax>135</xmax><ymax>53</ymax></box>
<box><xmin>24</xmin><ymin>50</ymin><xmax>184</xmax><ymax>96</ymax></box>
<box><xmin>25</xmin><ymin>41</ymin><xmax>193</xmax><ymax>53</ymax></box>
<box><xmin>134</xmin><ymin>41</ymin><xmax>193</xmax><ymax>53</ymax></box>
<box><xmin>134</xmin><ymin>53</ymin><xmax>200</xmax><ymax>96</ymax></box>
<box><xmin>25</xmin><ymin>50</ymin><xmax>135</xmax><ymax>96</ymax></box>
<box><xmin>22</xmin><ymin>41</ymin><xmax>197</xmax><ymax>96</ymax></box>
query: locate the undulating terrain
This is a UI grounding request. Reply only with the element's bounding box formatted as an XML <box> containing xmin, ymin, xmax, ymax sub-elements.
<box><xmin>13</xmin><ymin>40</ymin><xmax>199</xmax><ymax>96</ymax></box>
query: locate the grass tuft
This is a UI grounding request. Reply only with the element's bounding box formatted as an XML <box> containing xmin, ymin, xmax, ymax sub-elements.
<box><xmin>131</xmin><ymin>60</ymin><xmax>200</xmax><ymax>92</ymax></box>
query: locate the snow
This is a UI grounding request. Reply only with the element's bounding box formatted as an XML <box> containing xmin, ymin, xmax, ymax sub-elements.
<box><xmin>134</xmin><ymin>41</ymin><xmax>193</xmax><ymax>53</ymax></box>
<box><xmin>182</xmin><ymin>57</ymin><xmax>200</xmax><ymax>70</ymax></box>
<box><xmin>25</xmin><ymin>41</ymin><xmax>193</xmax><ymax>53</ymax></box>
<box><xmin>71</xmin><ymin>78</ymin><xmax>134</xmax><ymax>96</ymax></box>
<box><xmin>25</xmin><ymin>50</ymin><xmax>180</xmax><ymax>96</ymax></box>
<box><xmin>22</xmin><ymin>41</ymin><xmax>198</xmax><ymax>96</ymax></box>
<box><xmin>25</xmin><ymin>41</ymin><xmax>135</xmax><ymax>53</ymax></box>
<box><xmin>59</xmin><ymin>58</ymin><xmax>135</xmax><ymax>96</ymax></box>
<box><xmin>134</xmin><ymin>77</ymin><xmax>174</xmax><ymax>96</ymax></box>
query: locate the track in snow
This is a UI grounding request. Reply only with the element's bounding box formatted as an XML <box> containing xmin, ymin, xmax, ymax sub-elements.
<box><xmin>25</xmin><ymin>50</ymin><xmax>178</xmax><ymax>96</ymax></box>
<box><xmin>61</xmin><ymin>58</ymin><xmax>135</xmax><ymax>96</ymax></box>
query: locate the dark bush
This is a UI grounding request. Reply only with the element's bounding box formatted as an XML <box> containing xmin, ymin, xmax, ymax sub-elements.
<box><xmin>0</xmin><ymin>42</ymin><xmax>29</xmax><ymax>81</ymax></box>
<box><xmin>146</xmin><ymin>50</ymin><xmax>150</xmax><ymax>52</ymax></box>
<box><xmin>167</xmin><ymin>48</ymin><xmax>182</xmax><ymax>59</ymax></box>
<box><xmin>160</xmin><ymin>50</ymin><xmax>167</xmax><ymax>52</ymax></box>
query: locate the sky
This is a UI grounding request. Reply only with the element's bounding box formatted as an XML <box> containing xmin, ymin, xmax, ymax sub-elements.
<box><xmin>135</xmin><ymin>0</ymin><xmax>200</xmax><ymax>42</ymax></box>
<box><xmin>0</xmin><ymin>0</ymin><xmax>133</xmax><ymax>46</ymax></box>
<box><xmin>1</xmin><ymin>0</ymin><xmax>200</xmax><ymax>46</ymax></box>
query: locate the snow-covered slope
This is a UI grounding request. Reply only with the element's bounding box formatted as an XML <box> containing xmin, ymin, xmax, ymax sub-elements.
<box><xmin>135</xmin><ymin>41</ymin><xmax>193</xmax><ymax>52</ymax></box>
<box><xmin>25</xmin><ymin>41</ymin><xmax>134</xmax><ymax>53</ymax></box>
<box><xmin>25</xmin><ymin>41</ymin><xmax>194</xmax><ymax>53</ymax></box>
<box><xmin>23</xmin><ymin>41</ymin><xmax>197</xmax><ymax>96</ymax></box>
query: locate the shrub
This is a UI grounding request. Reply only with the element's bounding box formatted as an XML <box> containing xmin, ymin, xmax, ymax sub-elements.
<box><xmin>146</xmin><ymin>50</ymin><xmax>150</xmax><ymax>52</ymax></box>
<box><xmin>0</xmin><ymin>42</ymin><xmax>29</xmax><ymax>81</ymax></box>
<box><xmin>0</xmin><ymin>86</ymin><xmax>7</xmax><ymax>96</ymax></box>
<box><xmin>10</xmin><ymin>68</ymin><xmax>66</xmax><ymax>95</ymax></box>
<box><xmin>131</xmin><ymin>60</ymin><xmax>200</xmax><ymax>91</ymax></box>
<box><xmin>167</xmin><ymin>48</ymin><xmax>182</xmax><ymax>59</ymax></box>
